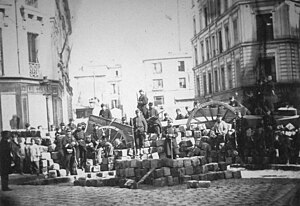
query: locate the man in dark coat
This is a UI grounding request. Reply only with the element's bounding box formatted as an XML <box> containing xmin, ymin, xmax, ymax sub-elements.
<box><xmin>133</xmin><ymin>109</ymin><xmax>148</xmax><ymax>156</ymax></box>
<box><xmin>146</xmin><ymin>102</ymin><xmax>162</xmax><ymax>137</ymax></box>
<box><xmin>163</xmin><ymin>119</ymin><xmax>179</xmax><ymax>159</ymax></box>
<box><xmin>0</xmin><ymin>131</ymin><xmax>13</xmax><ymax>191</ymax></box>
<box><xmin>99</xmin><ymin>104</ymin><xmax>112</xmax><ymax>119</ymax></box>
<box><xmin>137</xmin><ymin>89</ymin><xmax>148</xmax><ymax>117</ymax></box>
<box><xmin>62</xmin><ymin>129</ymin><xmax>77</xmax><ymax>176</ymax></box>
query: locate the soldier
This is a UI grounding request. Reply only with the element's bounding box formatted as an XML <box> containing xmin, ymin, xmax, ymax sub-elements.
<box><xmin>99</xmin><ymin>103</ymin><xmax>112</xmax><ymax>119</ymax></box>
<box><xmin>0</xmin><ymin>131</ymin><xmax>13</xmax><ymax>191</ymax></box>
<box><xmin>137</xmin><ymin>89</ymin><xmax>148</xmax><ymax>117</ymax></box>
<box><xmin>133</xmin><ymin>109</ymin><xmax>148</xmax><ymax>156</ymax></box>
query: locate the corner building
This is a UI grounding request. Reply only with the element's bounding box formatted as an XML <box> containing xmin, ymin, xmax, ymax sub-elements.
<box><xmin>0</xmin><ymin>0</ymin><xmax>73</xmax><ymax>130</ymax></box>
<box><xmin>191</xmin><ymin>0</ymin><xmax>300</xmax><ymax>111</ymax></box>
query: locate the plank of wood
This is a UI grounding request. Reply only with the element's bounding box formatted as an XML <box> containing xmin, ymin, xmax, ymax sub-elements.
<box><xmin>137</xmin><ymin>167</ymin><xmax>156</xmax><ymax>185</ymax></box>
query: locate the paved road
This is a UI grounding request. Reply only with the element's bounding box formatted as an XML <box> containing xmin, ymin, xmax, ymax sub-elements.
<box><xmin>1</xmin><ymin>178</ymin><xmax>300</xmax><ymax>206</ymax></box>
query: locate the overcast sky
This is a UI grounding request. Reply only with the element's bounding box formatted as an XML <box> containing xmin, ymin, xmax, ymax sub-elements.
<box><xmin>69</xmin><ymin>0</ymin><xmax>193</xmax><ymax>114</ymax></box>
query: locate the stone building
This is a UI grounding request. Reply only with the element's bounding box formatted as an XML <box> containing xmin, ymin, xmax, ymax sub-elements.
<box><xmin>191</xmin><ymin>0</ymin><xmax>300</xmax><ymax>112</ymax></box>
<box><xmin>143</xmin><ymin>53</ymin><xmax>195</xmax><ymax>119</ymax></box>
<box><xmin>0</xmin><ymin>0</ymin><xmax>73</xmax><ymax>130</ymax></box>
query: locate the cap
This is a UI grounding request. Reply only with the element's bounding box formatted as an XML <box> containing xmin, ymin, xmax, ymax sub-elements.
<box><xmin>66</xmin><ymin>128</ymin><xmax>71</xmax><ymax>132</ymax></box>
<box><xmin>135</xmin><ymin>109</ymin><xmax>141</xmax><ymax>113</ymax></box>
<box><xmin>101</xmin><ymin>103</ymin><xmax>105</xmax><ymax>107</ymax></box>
<box><xmin>148</xmin><ymin>102</ymin><xmax>153</xmax><ymax>106</ymax></box>
<box><xmin>25</xmin><ymin>123</ymin><xmax>30</xmax><ymax>128</ymax></box>
<box><xmin>167</xmin><ymin>118</ymin><xmax>173</xmax><ymax>123</ymax></box>
<box><xmin>139</xmin><ymin>89</ymin><xmax>143</xmax><ymax>92</ymax></box>
<box><xmin>60</xmin><ymin>122</ymin><xmax>65</xmax><ymax>126</ymax></box>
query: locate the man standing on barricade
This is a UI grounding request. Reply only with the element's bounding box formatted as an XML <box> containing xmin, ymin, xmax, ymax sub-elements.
<box><xmin>137</xmin><ymin>89</ymin><xmax>148</xmax><ymax>117</ymax></box>
<box><xmin>263</xmin><ymin>110</ymin><xmax>277</xmax><ymax>150</ymax></box>
<box><xmin>146</xmin><ymin>102</ymin><xmax>162</xmax><ymax>139</ymax></box>
<box><xmin>133</xmin><ymin>109</ymin><xmax>148</xmax><ymax>157</ymax></box>
<box><xmin>62</xmin><ymin>128</ymin><xmax>77</xmax><ymax>176</ymax></box>
<box><xmin>212</xmin><ymin>114</ymin><xmax>228</xmax><ymax>151</ymax></box>
<box><xmin>233</xmin><ymin>111</ymin><xmax>248</xmax><ymax>161</ymax></box>
<box><xmin>99</xmin><ymin>103</ymin><xmax>112</xmax><ymax>119</ymax></box>
<box><xmin>74</xmin><ymin>123</ymin><xmax>86</xmax><ymax>169</ymax></box>
<box><xmin>163</xmin><ymin>119</ymin><xmax>179</xmax><ymax>159</ymax></box>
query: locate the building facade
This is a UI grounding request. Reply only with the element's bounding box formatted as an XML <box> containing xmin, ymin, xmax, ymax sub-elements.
<box><xmin>143</xmin><ymin>53</ymin><xmax>195</xmax><ymax>119</ymax></box>
<box><xmin>0</xmin><ymin>0</ymin><xmax>73</xmax><ymax>131</ymax></box>
<box><xmin>73</xmin><ymin>64</ymin><xmax>123</xmax><ymax>119</ymax></box>
<box><xmin>191</xmin><ymin>0</ymin><xmax>300</xmax><ymax>112</ymax></box>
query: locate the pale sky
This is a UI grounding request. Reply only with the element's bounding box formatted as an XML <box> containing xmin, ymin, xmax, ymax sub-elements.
<box><xmin>69</xmin><ymin>0</ymin><xmax>193</xmax><ymax>115</ymax></box>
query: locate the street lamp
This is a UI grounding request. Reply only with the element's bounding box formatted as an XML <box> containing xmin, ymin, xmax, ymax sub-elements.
<box><xmin>40</xmin><ymin>76</ymin><xmax>51</xmax><ymax>132</ymax></box>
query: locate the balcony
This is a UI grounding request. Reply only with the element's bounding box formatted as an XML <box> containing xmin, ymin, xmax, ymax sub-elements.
<box><xmin>25</xmin><ymin>0</ymin><xmax>38</xmax><ymax>8</ymax></box>
<box><xmin>29</xmin><ymin>62</ymin><xmax>40</xmax><ymax>78</ymax></box>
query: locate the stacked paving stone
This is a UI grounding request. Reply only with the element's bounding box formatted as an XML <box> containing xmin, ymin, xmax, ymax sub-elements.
<box><xmin>115</xmin><ymin>156</ymin><xmax>242</xmax><ymax>187</ymax></box>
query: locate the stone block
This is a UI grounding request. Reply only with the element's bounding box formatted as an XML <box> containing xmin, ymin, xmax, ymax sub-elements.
<box><xmin>51</xmin><ymin>151</ymin><xmax>59</xmax><ymax>160</ymax></box>
<box><xmin>86</xmin><ymin>159</ymin><xmax>94</xmax><ymax>166</ymax></box>
<box><xmin>170</xmin><ymin>168</ymin><xmax>180</xmax><ymax>177</ymax></box>
<box><xmin>77</xmin><ymin>169</ymin><xmax>85</xmax><ymax>177</ymax></box>
<box><xmin>48</xmin><ymin>170</ymin><xmax>57</xmax><ymax>178</ymax></box>
<box><xmin>73</xmin><ymin>180</ymin><xmax>80</xmax><ymax>186</ymax></box>
<box><xmin>108</xmin><ymin>163</ymin><xmax>114</xmax><ymax>171</ymax></box>
<box><xmin>50</xmin><ymin>163</ymin><xmax>60</xmax><ymax>170</ymax></box>
<box><xmin>181</xmin><ymin>175</ymin><xmax>191</xmax><ymax>183</ymax></box>
<box><xmin>185</xmin><ymin>166</ymin><xmax>194</xmax><ymax>175</ymax></box>
<box><xmin>247</xmin><ymin>157</ymin><xmax>253</xmax><ymax>164</ymax></box>
<box><xmin>153</xmin><ymin>178</ymin><xmax>164</xmax><ymax>187</ymax></box>
<box><xmin>156</xmin><ymin>139</ymin><xmax>165</xmax><ymax>147</ymax></box>
<box><xmin>232</xmin><ymin>170</ymin><xmax>242</xmax><ymax>179</ymax></box>
<box><xmin>224</xmin><ymin>171</ymin><xmax>233</xmax><ymax>179</ymax></box>
<box><xmin>41</xmin><ymin>160</ymin><xmax>48</xmax><ymax>167</ymax></box>
<box><xmin>191</xmin><ymin>174</ymin><xmax>200</xmax><ymax>181</ymax></box>
<box><xmin>199</xmin><ymin>150</ymin><xmax>207</xmax><ymax>157</ymax></box>
<box><xmin>199</xmin><ymin>156</ymin><xmax>206</xmax><ymax>165</ymax></box>
<box><xmin>187</xmin><ymin>180</ymin><xmax>200</xmax><ymax>189</ymax></box>
<box><xmin>92</xmin><ymin>165</ymin><xmax>101</xmax><ymax>172</ymax></box>
<box><xmin>159</xmin><ymin>153</ymin><xmax>167</xmax><ymax>159</ymax></box>
<box><xmin>199</xmin><ymin>174</ymin><xmax>207</xmax><ymax>181</ymax></box>
<box><xmin>154</xmin><ymin>168</ymin><xmax>164</xmax><ymax>178</ymax></box>
<box><xmin>173</xmin><ymin>177</ymin><xmax>179</xmax><ymax>185</ymax></box>
<box><xmin>118</xmin><ymin>169</ymin><xmax>126</xmax><ymax>178</ymax></box>
<box><xmin>108</xmin><ymin>157</ymin><xmax>115</xmax><ymax>164</ymax></box>
<box><xmin>96</xmin><ymin>179</ymin><xmax>105</xmax><ymax>187</ymax></box>
<box><xmin>57</xmin><ymin>169</ymin><xmax>66</xmax><ymax>177</ymax></box>
<box><xmin>130</xmin><ymin>159</ymin><xmax>138</xmax><ymax>168</ymax></box>
<box><xmin>167</xmin><ymin>176</ymin><xmax>173</xmax><ymax>186</ymax></box>
<box><xmin>183</xmin><ymin>158</ymin><xmax>192</xmax><ymax>167</ymax></box>
<box><xmin>108</xmin><ymin>171</ymin><xmax>116</xmax><ymax>176</ymax></box>
<box><xmin>202</xmin><ymin>165</ymin><xmax>208</xmax><ymax>174</ymax></box>
<box><xmin>41</xmin><ymin>152</ymin><xmax>51</xmax><ymax>160</ymax></box>
<box><xmin>115</xmin><ymin>160</ymin><xmax>122</xmax><ymax>169</ymax></box>
<box><xmin>206</xmin><ymin>163</ymin><xmax>219</xmax><ymax>172</ymax></box>
<box><xmin>125</xmin><ymin>168</ymin><xmax>135</xmax><ymax>177</ymax></box>
<box><xmin>198</xmin><ymin>181</ymin><xmax>211</xmax><ymax>188</ymax></box>
<box><xmin>206</xmin><ymin>172</ymin><xmax>216</xmax><ymax>181</ymax></box>
<box><xmin>142</xmin><ymin>159</ymin><xmax>151</xmax><ymax>169</ymax></box>
<box><xmin>194</xmin><ymin>131</ymin><xmax>202</xmax><ymax>138</ymax></box>
<box><xmin>124</xmin><ymin>160</ymin><xmax>131</xmax><ymax>168</ymax></box>
<box><xmin>225</xmin><ymin>157</ymin><xmax>233</xmax><ymax>165</ymax></box>
<box><xmin>216</xmin><ymin>171</ymin><xmax>225</xmax><ymax>180</ymax></box>
<box><xmin>100</xmin><ymin>164</ymin><xmax>108</xmax><ymax>171</ymax></box>
<box><xmin>177</xmin><ymin>158</ymin><xmax>184</xmax><ymax>167</ymax></box>
<box><xmin>78</xmin><ymin>179</ymin><xmax>86</xmax><ymax>186</ymax></box>
<box><xmin>149</xmin><ymin>147</ymin><xmax>158</xmax><ymax>153</ymax></box>
<box><xmin>151</xmin><ymin>152</ymin><xmax>159</xmax><ymax>159</ymax></box>
<box><xmin>194</xmin><ymin>165</ymin><xmax>202</xmax><ymax>174</ymax></box>
<box><xmin>218</xmin><ymin>162</ymin><xmax>227</xmax><ymax>171</ymax></box>
<box><xmin>185</xmin><ymin>131</ymin><xmax>193</xmax><ymax>137</ymax></box>
<box><xmin>178</xmin><ymin>167</ymin><xmax>186</xmax><ymax>176</ymax></box>
<box><xmin>151</xmin><ymin>159</ymin><xmax>162</xmax><ymax>169</ymax></box>
<box><xmin>144</xmin><ymin>140</ymin><xmax>151</xmax><ymax>148</ymax></box>
<box><xmin>47</xmin><ymin>159</ymin><xmax>54</xmax><ymax>167</ymax></box>
<box><xmin>191</xmin><ymin>157</ymin><xmax>200</xmax><ymax>167</ymax></box>
<box><xmin>142</xmin><ymin>147</ymin><xmax>149</xmax><ymax>154</ymax></box>
<box><xmin>162</xmin><ymin>167</ymin><xmax>171</xmax><ymax>176</ymax></box>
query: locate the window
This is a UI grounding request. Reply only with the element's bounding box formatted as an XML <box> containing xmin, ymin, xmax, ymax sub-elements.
<box><xmin>211</xmin><ymin>36</ymin><xmax>216</xmax><ymax>57</ymax></box>
<box><xmin>153</xmin><ymin>62</ymin><xmax>162</xmax><ymax>74</ymax></box>
<box><xmin>154</xmin><ymin>96</ymin><xmax>164</xmax><ymax>106</ymax></box>
<box><xmin>256</xmin><ymin>13</ymin><xmax>274</xmax><ymax>41</ymax></box>
<box><xmin>112</xmin><ymin>84</ymin><xmax>116</xmax><ymax>94</ymax></box>
<box><xmin>214</xmin><ymin>70</ymin><xmax>219</xmax><ymax>92</ymax></box>
<box><xmin>208</xmin><ymin>72</ymin><xmax>212</xmax><ymax>94</ymax></box>
<box><xmin>179</xmin><ymin>78</ymin><xmax>186</xmax><ymax>88</ymax></box>
<box><xmin>196</xmin><ymin>75</ymin><xmax>201</xmax><ymax>96</ymax></box>
<box><xmin>203</xmin><ymin>73</ymin><xmax>207</xmax><ymax>95</ymax></box>
<box><xmin>260</xmin><ymin>57</ymin><xmax>276</xmax><ymax>82</ymax></box>
<box><xmin>178</xmin><ymin>61</ymin><xmax>185</xmax><ymax>71</ymax></box>
<box><xmin>194</xmin><ymin>45</ymin><xmax>198</xmax><ymax>65</ymax></box>
<box><xmin>193</xmin><ymin>16</ymin><xmax>196</xmax><ymax>35</ymax></box>
<box><xmin>218</xmin><ymin>30</ymin><xmax>223</xmax><ymax>53</ymax></box>
<box><xmin>25</xmin><ymin>0</ymin><xmax>38</xmax><ymax>8</ymax></box>
<box><xmin>204</xmin><ymin>6</ymin><xmax>208</xmax><ymax>27</ymax></box>
<box><xmin>205</xmin><ymin>38</ymin><xmax>210</xmax><ymax>60</ymax></box>
<box><xmin>0</xmin><ymin>28</ymin><xmax>3</xmax><ymax>76</ymax></box>
<box><xmin>111</xmin><ymin>100</ymin><xmax>118</xmax><ymax>108</ymax></box>
<box><xmin>216</xmin><ymin>0</ymin><xmax>221</xmax><ymax>16</ymax></box>
<box><xmin>201</xmin><ymin>41</ymin><xmax>204</xmax><ymax>62</ymax></box>
<box><xmin>115</xmin><ymin>70</ymin><xmax>119</xmax><ymax>77</ymax></box>
<box><xmin>233</xmin><ymin>18</ymin><xmax>239</xmax><ymax>45</ymax></box>
<box><xmin>224</xmin><ymin>24</ymin><xmax>230</xmax><ymax>50</ymax></box>
<box><xmin>153</xmin><ymin>79</ymin><xmax>163</xmax><ymax>90</ymax></box>
<box><xmin>27</xmin><ymin>33</ymin><xmax>38</xmax><ymax>63</ymax></box>
<box><xmin>192</xmin><ymin>0</ymin><xmax>194</xmax><ymax>7</ymax></box>
<box><xmin>227</xmin><ymin>63</ymin><xmax>233</xmax><ymax>89</ymax></box>
<box><xmin>235</xmin><ymin>59</ymin><xmax>240</xmax><ymax>86</ymax></box>
<box><xmin>221</xmin><ymin>66</ymin><xmax>226</xmax><ymax>90</ymax></box>
<box><xmin>224</xmin><ymin>0</ymin><xmax>228</xmax><ymax>11</ymax></box>
<box><xmin>199</xmin><ymin>9</ymin><xmax>203</xmax><ymax>31</ymax></box>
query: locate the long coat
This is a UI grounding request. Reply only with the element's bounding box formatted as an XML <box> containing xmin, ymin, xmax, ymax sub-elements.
<box><xmin>0</xmin><ymin>139</ymin><xmax>12</xmax><ymax>175</ymax></box>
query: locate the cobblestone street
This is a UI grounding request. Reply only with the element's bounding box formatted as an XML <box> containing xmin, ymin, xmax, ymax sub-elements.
<box><xmin>1</xmin><ymin>178</ymin><xmax>300</xmax><ymax>206</ymax></box>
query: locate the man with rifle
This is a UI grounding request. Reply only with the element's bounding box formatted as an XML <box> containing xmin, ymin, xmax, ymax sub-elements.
<box><xmin>146</xmin><ymin>102</ymin><xmax>162</xmax><ymax>139</ymax></box>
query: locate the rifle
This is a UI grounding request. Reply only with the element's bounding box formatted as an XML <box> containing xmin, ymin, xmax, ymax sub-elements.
<box><xmin>146</xmin><ymin>110</ymin><xmax>164</xmax><ymax>122</ymax></box>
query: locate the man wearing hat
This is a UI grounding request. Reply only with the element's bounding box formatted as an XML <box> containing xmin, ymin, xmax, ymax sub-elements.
<box><xmin>133</xmin><ymin>109</ymin><xmax>148</xmax><ymax>156</ymax></box>
<box><xmin>163</xmin><ymin>119</ymin><xmax>179</xmax><ymax>159</ymax></box>
<box><xmin>0</xmin><ymin>131</ymin><xmax>13</xmax><ymax>191</ymax></box>
<box><xmin>212</xmin><ymin>114</ymin><xmax>228</xmax><ymax>150</ymax></box>
<box><xmin>62</xmin><ymin>129</ymin><xmax>77</xmax><ymax>175</ymax></box>
<box><xmin>137</xmin><ymin>89</ymin><xmax>148</xmax><ymax>117</ymax></box>
<box><xmin>99</xmin><ymin>103</ymin><xmax>112</xmax><ymax>119</ymax></box>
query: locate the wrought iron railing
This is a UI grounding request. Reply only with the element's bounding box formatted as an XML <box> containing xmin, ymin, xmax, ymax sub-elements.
<box><xmin>29</xmin><ymin>62</ymin><xmax>40</xmax><ymax>78</ymax></box>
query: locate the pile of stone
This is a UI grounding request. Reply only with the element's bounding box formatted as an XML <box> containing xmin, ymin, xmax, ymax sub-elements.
<box><xmin>114</xmin><ymin>156</ymin><xmax>241</xmax><ymax>187</ymax></box>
